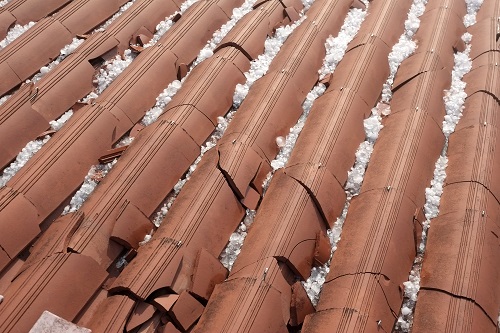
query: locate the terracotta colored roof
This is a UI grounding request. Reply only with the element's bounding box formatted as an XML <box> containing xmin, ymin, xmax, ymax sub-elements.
<box><xmin>0</xmin><ymin>0</ymin><xmax>498</xmax><ymax>332</ymax></box>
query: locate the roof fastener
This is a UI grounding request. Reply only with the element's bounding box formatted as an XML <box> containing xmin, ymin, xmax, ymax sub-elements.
<box><xmin>177</xmin><ymin>240</ymin><xmax>183</xmax><ymax>247</ymax></box>
<box><xmin>386</xmin><ymin>186</ymin><xmax>391</xmax><ymax>191</ymax></box>
<box><xmin>281</xmin><ymin>69</ymin><xmax>285</xmax><ymax>73</ymax></box>
<box><xmin>0</xmin><ymin>295</ymin><xmax>3</xmax><ymax>304</ymax></box>
<box><xmin>376</xmin><ymin>320</ymin><xmax>382</xmax><ymax>327</ymax></box>
<box><xmin>370</xmin><ymin>33</ymin><xmax>374</xmax><ymax>37</ymax></box>
<box><xmin>416</xmin><ymin>106</ymin><xmax>419</xmax><ymax>111</ymax></box>
<box><xmin>481</xmin><ymin>211</ymin><xmax>485</xmax><ymax>217</ymax></box>
<box><xmin>232</xmin><ymin>139</ymin><xmax>236</xmax><ymax>144</ymax></box>
<box><xmin>262</xmin><ymin>267</ymin><xmax>268</xmax><ymax>281</ymax></box>
<box><xmin>484</xmin><ymin>122</ymin><xmax>487</xmax><ymax>126</ymax></box>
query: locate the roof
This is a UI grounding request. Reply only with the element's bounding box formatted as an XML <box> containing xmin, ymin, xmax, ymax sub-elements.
<box><xmin>0</xmin><ymin>0</ymin><xmax>498</xmax><ymax>331</ymax></box>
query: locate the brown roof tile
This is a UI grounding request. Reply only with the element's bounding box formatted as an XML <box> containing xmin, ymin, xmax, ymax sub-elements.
<box><xmin>84</xmin><ymin>295</ymin><xmax>136</xmax><ymax>332</ymax></box>
<box><xmin>413</xmin><ymin>289</ymin><xmax>497</xmax><ymax>333</ymax></box>
<box><xmin>0</xmin><ymin>0</ymin><xmax>72</xmax><ymax>39</ymax></box>
<box><xmin>0</xmin><ymin>253</ymin><xmax>107</xmax><ymax>333</ymax></box>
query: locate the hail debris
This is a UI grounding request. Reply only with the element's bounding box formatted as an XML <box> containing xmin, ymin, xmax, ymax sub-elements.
<box><xmin>219</xmin><ymin>210</ymin><xmax>256</xmax><ymax>270</ymax></box>
<box><xmin>395</xmin><ymin>2</ymin><xmax>482</xmax><ymax>331</ymax></box>
<box><xmin>62</xmin><ymin>159</ymin><xmax>117</xmax><ymax>215</ymax></box>
<box><xmin>0</xmin><ymin>110</ymin><xmax>73</xmax><ymax>188</ymax></box>
<box><xmin>0</xmin><ymin>94</ymin><xmax>10</xmax><ymax>106</ymax></box>
<box><xmin>0</xmin><ymin>21</ymin><xmax>35</xmax><ymax>50</ymax></box>
<box><xmin>382</xmin><ymin>0</ymin><xmax>428</xmax><ymax>103</ymax></box>
<box><xmin>114</xmin><ymin>135</ymin><xmax>135</xmax><ymax>148</ymax></box>
<box><xmin>150</xmin><ymin>3</ymin><xmax>310</xmax><ymax>236</ymax></box>
<box><xmin>141</xmin><ymin>79</ymin><xmax>183</xmax><ymax>126</ymax></box>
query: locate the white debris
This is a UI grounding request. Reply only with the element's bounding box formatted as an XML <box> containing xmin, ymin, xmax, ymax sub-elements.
<box><xmin>269</xmin><ymin>84</ymin><xmax>326</xmax><ymax>172</ymax></box>
<box><xmin>49</xmin><ymin>110</ymin><xmax>73</xmax><ymax>131</ymax></box>
<box><xmin>114</xmin><ymin>135</ymin><xmax>135</xmax><ymax>148</ymax></box>
<box><xmin>28</xmin><ymin>0</ymin><xmax>134</xmax><ymax>84</ymax></box>
<box><xmin>150</xmin><ymin>7</ymin><xmax>308</xmax><ymax>231</ymax></box>
<box><xmin>396</xmin><ymin>1</ymin><xmax>480</xmax><ymax>330</ymax></box>
<box><xmin>96</xmin><ymin>0</ymin><xmax>137</xmax><ymax>32</ymax></box>
<box><xmin>463</xmin><ymin>0</ymin><xmax>483</xmax><ymax>27</ymax></box>
<box><xmin>141</xmin><ymin>80</ymin><xmax>183</xmax><ymax>126</ymax></box>
<box><xmin>0</xmin><ymin>94</ymin><xmax>10</xmax><ymax>106</ymax></box>
<box><xmin>0</xmin><ymin>136</ymin><xmax>49</xmax><ymax>188</ymax></box>
<box><xmin>115</xmin><ymin>256</ymin><xmax>128</xmax><ymax>269</ymax></box>
<box><xmin>275</xmin><ymin>136</ymin><xmax>286</xmax><ymax>147</ymax></box>
<box><xmin>0</xmin><ymin>111</ymin><xmax>73</xmax><ymax>188</ymax></box>
<box><xmin>0</xmin><ymin>21</ymin><xmax>35</xmax><ymax>50</ymax></box>
<box><xmin>89</xmin><ymin>49</ymin><xmax>137</xmax><ymax>99</ymax></box>
<box><xmin>0</xmin><ymin>0</ymin><xmax>12</xmax><ymax>7</ymax></box>
<box><xmin>139</xmin><ymin>231</ymin><xmax>153</xmax><ymax>246</ymax></box>
<box><xmin>382</xmin><ymin>0</ymin><xmax>428</xmax><ymax>103</ymax></box>
<box><xmin>62</xmin><ymin>159</ymin><xmax>117</xmax><ymax>215</ymax></box>
<box><xmin>29</xmin><ymin>311</ymin><xmax>91</xmax><ymax>333</ymax></box>
<box><xmin>303</xmin><ymin>101</ymin><xmax>379</xmax><ymax>304</ymax></box>
<box><xmin>219</xmin><ymin>209</ymin><xmax>256</xmax><ymax>270</ymax></box>
<box><xmin>318</xmin><ymin>7</ymin><xmax>369</xmax><ymax>79</ymax></box>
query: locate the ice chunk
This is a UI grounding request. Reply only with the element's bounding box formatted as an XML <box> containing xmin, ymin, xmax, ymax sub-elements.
<box><xmin>0</xmin><ymin>21</ymin><xmax>36</xmax><ymax>50</ymax></box>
